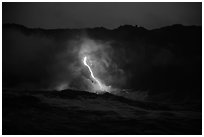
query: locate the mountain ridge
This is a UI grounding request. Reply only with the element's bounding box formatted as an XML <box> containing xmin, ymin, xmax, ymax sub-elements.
<box><xmin>3</xmin><ymin>23</ymin><xmax>201</xmax><ymax>31</ymax></box>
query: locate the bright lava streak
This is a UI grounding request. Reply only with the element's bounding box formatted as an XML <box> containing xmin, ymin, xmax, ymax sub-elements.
<box><xmin>83</xmin><ymin>56</ymin><xmax>104</xmax><ymax>91</ymax></box>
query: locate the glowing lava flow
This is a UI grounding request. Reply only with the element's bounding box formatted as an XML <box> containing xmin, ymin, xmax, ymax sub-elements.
<box><xmin>83</xmin><ymin>56</ymin><xmax>104</xmax><ymax>91</ymax></box>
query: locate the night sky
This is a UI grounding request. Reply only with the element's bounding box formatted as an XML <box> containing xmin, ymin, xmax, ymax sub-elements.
<box><xmin>3</xmin><ymin>2</ymin><xmax>202</xmax><ymax>29</ymax></box>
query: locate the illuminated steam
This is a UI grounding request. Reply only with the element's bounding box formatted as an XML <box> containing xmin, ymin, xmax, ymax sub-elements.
<box><xmin>53</xmin><ymin>37</ymin><xmax>124</xmax><ymax>93</ymax></box>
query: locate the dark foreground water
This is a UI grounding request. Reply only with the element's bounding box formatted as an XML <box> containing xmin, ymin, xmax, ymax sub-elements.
<box><xmin>2</xmin><ymin>89</ymin><xmax>202</xmax><ymax>135</ymax></box>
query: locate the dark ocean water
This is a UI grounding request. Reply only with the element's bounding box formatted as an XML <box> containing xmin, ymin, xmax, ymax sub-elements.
<box><xmin>2</xmin><ymin>88</ymin><xmax>202</xmax><ymax>135</ymax></box>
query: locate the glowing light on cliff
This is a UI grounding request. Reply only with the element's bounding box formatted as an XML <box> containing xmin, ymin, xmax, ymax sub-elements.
<box><xmin>83</xmin><ymin>56</ymin><xmax>105</xmax><ymax>91</ymax></box>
